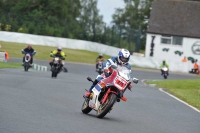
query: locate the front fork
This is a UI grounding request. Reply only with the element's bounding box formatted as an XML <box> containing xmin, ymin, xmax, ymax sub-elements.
<box><xmin>101</xmin><ymin>88</ymin><xmax>117</xmax><ymax>104</ymax></box>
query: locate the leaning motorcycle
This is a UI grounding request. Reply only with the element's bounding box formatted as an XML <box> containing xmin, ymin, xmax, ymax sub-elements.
<box><xmin>22</xmin><ymin>50</ymin><xmax>36</xmax><ymax>72</ymax></box>
<box><xmin>161</xmin><ymin>66</ymin><xmax>168</xmax><ymax>79</ymax></box>
<box><xmin>51</xmin><ymin>56</ymin><xmax>63</xmax><ymax>78</ymax></box>
<box><xmin>82</xmin><ymin>61</ymin><xmax>138</xmax><ymax>118</ymax></box>
<box><xmin>96</xmin><ymin>61</ymin><xmax>104</xmax><ymax>74</ymax></box>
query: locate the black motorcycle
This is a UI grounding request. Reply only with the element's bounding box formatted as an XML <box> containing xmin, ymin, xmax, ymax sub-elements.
<box><xmin>96</xmin><ymin>61</ymin><xmax>104</xmax><ymax>74</ymax></box>
<box><xmin>51</xmin><ymin>56</ymin><xmax>63</xmax><ymax>78</ymax></box>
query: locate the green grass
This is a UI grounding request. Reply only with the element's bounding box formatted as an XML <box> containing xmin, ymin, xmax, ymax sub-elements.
<box><xmin>0</xmin><ymin>41</ymin><xmax>111</xmax><ymax>64</ymax></box>
<box><xmin>147</xmin><ymin>79</ymin><xmax>200</xmax><ymax>110</ymax></box>
<box><xmin>0</xmin><ymin>41</ymin><xmax>160</xmax><ymax>71</ymax></box>
<box><xmin>0</xmin><ymin>62</ymin><xmax>21</xmax><ymax>69</ymax></box>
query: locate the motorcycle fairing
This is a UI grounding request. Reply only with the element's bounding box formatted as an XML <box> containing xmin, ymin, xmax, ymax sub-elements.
<box><xmin>53</xmin><ymin>57</ymin><xmax>60</xmax><ymax>64</ymax></box>
<box><xmin>93</xmin><ymin>84</ymin><xmax>102</xmax><ymax>92</ymax></box>
<box><xmin>25</xmin><ymin>53</ymin><xmax>31</xmax><ymax>62</ymax></box>
<box><xmin>101</xmin><ymin>70</ymin><xmax>129</xmax><ymax>91</ymax></box>
<box><xmin>101</xmin><ymin>70</ymin><xmax>117</xmax><ymax>85</ymax></box>
<box><xmin>162</xmin><ymin>66</ymin><xmax>168</xmax><ymax>71</ymax></box>
<box><xmin>114</xmin><ymin>76</ymin><xmax>129</xmax><ymax>91</ymax></box>
<box><xmin>90</xmin><ymin>87</ymin><xmax>101</xmax><ymax>110</ymax></box>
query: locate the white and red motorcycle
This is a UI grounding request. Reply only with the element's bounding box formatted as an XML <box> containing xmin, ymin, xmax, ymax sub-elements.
<box><xmin>82</xmin><ymin>60</ymin><xmax>138</xmax><ymax>118</ymax></box>
<box><xmin>22</xmin><ymin>50</ymin><xmax>36</xmax><ymax>72</ymax></box>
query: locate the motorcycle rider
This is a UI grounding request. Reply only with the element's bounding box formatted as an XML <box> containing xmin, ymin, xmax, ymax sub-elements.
<box><xmin>160</xmin><ymin>60</ymin><xmax>169</xmax><ymax>75</ymax></box>
<box><xmin>192</xmin><ymin>60</ymin><xmax>199</xmax><ymax>74</ymax></box>
<box><xmin>85</xmin><ymin>48</ymin><xmax>139</xmax><ymax>98</ymax></box>
<box><xmin>96</xmin><ymin>53</ymin><xmax>105</xmax><ymax>70</ymax></box>
<box><xmin>22</xmin><ymin>44</ymin><xmax>36</xmax><ymax>66</ymax></box>
<box><xmin>49</xmin><ymin>47</ymin><xmax>66</xmax><ymax>72</ymax></box>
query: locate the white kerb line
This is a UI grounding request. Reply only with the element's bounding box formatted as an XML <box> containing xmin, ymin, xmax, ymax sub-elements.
<box><xmin>159</xmin><ymin>88</ymin><xmax>200</xmax><ymax>113</ymax></box>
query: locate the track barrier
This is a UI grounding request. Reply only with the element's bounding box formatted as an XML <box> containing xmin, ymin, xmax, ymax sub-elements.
<box><xmin>0</xmin><ymin>52</ymin><xmax>5</xmax><ymax>62</ymax></box>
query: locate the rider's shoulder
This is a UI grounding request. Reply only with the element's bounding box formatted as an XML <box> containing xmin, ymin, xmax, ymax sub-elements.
<box><xmin>126</xmin><ymin>63</ymin><xmax>131</xmax><ymax>70</ymax></box>
<box><xmin>106</xmin><ymin>56</ymin><xmax>117</xmax><ymax>63</ymax></box>
<box><xmin>110</xmin><ymin>56</ymin><xmax>118</xmax><ymax>61</ymax></box>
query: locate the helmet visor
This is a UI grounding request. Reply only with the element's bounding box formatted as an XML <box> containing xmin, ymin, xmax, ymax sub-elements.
<box><xmin>120</xmin><ymin>56</ymin><xmax>129</xmax><ymax>63</ymax></box>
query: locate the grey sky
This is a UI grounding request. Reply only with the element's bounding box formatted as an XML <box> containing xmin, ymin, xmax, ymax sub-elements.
<box><xmin>97</xmin><ymin>0</ymin><xmax>125</xmax><ymax>24</ymax></box>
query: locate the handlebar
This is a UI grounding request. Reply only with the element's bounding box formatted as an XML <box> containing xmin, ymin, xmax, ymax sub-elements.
<box><xmin>50</xmin><ymin>55</ymin><xmax>65</xmax><ymax>60</ymax></box>
<box><xmin>21</xmin><ymin>50</ymin><xmax>36</xmax><ymax>56</ymax></box>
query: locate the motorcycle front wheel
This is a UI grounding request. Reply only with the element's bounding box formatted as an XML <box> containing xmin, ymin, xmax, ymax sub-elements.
<box><xmin>24</xmin><ymin>63</ymin><xmax>29</xmax><ymax>71</ymax></box>
<box><xmin>52</xmin><ymin>71</ymin><xmax>58</xmax><ymax>78</ymax></box>
<box><xmin>96</xmin><ymin>93</ymin><xmax>117</xmax><ymax>118</ymax></box>
<box><xmin>81</xmin><ymin>99</ymin><xmax>92</xmax><ymax>114</ymax></box>
<box><xmin>51</xmin><ymin>67</ymin><xmax>58</xmax><ymax>78</ymax></box>
<box><xmin>51</xmin><ymin>72</ymin><xmax>55</xmax><ymax>77</ymax></box>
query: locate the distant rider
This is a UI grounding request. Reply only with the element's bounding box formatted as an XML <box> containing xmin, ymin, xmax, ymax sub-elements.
<box><xmin>192</xmin><ymin>60</ymin><xmax>199</xmax><ymax>74</ymax></box>
<box><xmin>22</xmin><ymin>44</ymin><xmax>36</xmax><ymax>66</ymax></box>
<box><xmin>160</xmin><ymin>60</ymin><xmax>169</xmax><ymax>75</ymax></box>
<box><xmin>96</xmin><ymin>53</ymin><xmax>105</xmax><ymax>70</ymax></box>
<box><xmin>85</xmin><ymin>48</ymin><xmax>138</xmax><ymax>98</ymax></box>
<box><xmin>49</xmin><ymin>47</ymin><xmax>66</xmax><ymax>72</ymax></box>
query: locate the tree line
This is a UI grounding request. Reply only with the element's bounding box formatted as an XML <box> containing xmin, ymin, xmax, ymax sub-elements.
<box><xmin>0</xmin><ymin>0</ymin><xmax>199</xmax><ymax>53</ymax></box>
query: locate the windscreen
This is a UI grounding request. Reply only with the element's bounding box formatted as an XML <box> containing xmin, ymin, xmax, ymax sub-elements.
<box><xmin>117</xmin><ymin>65</ymin><xmax>131</xmax><ymax>81</ymax></box>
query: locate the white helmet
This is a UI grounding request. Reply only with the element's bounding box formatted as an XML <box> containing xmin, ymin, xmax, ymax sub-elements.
<box><xmin>118</xmin><ymin>49</ymin><xmax>130</xmax><ymax>65</ymax></box>
<box><xmin>57</xmin><ymin>47</ymin><xmax>62</xmax><ymax>51</ymax></box>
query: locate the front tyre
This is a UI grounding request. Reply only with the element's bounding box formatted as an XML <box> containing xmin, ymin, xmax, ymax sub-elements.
<box><xmin>54</xmin><ymin>72</ymin><xmax>58</xmax><ymax>77</ymax></box>
<box><xmin>51</xmin><ymin>67</ymin><xmax>56</xmax><ymax>78</ymax></box>
<box><xmin>97</xmin><ymin>93</ymin><xmax>117</xmax><ymax>118</ymax></box>
<box><xmin>81</xmin><ymin>99</ymin><xmax>92</xmax><ymax>114</ymax></box>
<box><xmin>24</xmin><ymin>63</ymin><xmax>29</xmax><ymax>71</ymax></box>
<box><xmin>51</xmin><ymin>72</ymin><xmax>55</xmax><ymax>77</ymax></box>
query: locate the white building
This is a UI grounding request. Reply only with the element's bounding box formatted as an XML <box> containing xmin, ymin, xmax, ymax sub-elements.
<box><xmin>145</xmin><ymin>0</ymin><xmax>200</xmax><ymax>71</ymax></box>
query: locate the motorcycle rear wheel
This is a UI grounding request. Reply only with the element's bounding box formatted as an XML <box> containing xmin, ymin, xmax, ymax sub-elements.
<box><xmin>81</xmin><ymin>100</ymin><xmax>92</xmax><ymax>114</ymax></box>
<box><xmin>96</xmin><ymin>93</ymin><xmax>117</xmax><ymax>118</ymax></box>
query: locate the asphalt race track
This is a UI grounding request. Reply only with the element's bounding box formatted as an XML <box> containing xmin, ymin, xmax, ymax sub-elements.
<box><xmin>0</xmin><ymin>59</ymin><xmax>199</xmax><ymax>133</ymax></box>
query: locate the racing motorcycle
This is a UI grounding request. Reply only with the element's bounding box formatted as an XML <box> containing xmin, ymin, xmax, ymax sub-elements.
<box><xmin>96</xmin><ymin>61</ymin><xmax>104</xmax><ymax>74</ymax></box>
<box><xmin>22</xmin><ymin>50</ymin><xmax>36</xmax><ymax>72</ymax></box>
<box><xmin>51</xmin><ymin>56</ymin><xmax>63</xmax><ymax>78</ymax></box>
<box><xmin>161</xmin><ymin>66</ymin><xmax>169</xmax><ymax>79</ymax></box>
<box><xmin>82</xmin><ymin>60</ymin><xmax>139</xmax><ymax>118</ymax></box>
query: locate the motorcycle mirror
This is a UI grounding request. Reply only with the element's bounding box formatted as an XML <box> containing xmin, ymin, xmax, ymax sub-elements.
<box><xmin>87</xmin><ymin>77</ymin><xmax>93</xmax><ymax>82</ymax></box>
<box><xmin>132</xmin><ymin>78</ymin><xmax>139</xmax><ymax>84</ymax></box>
